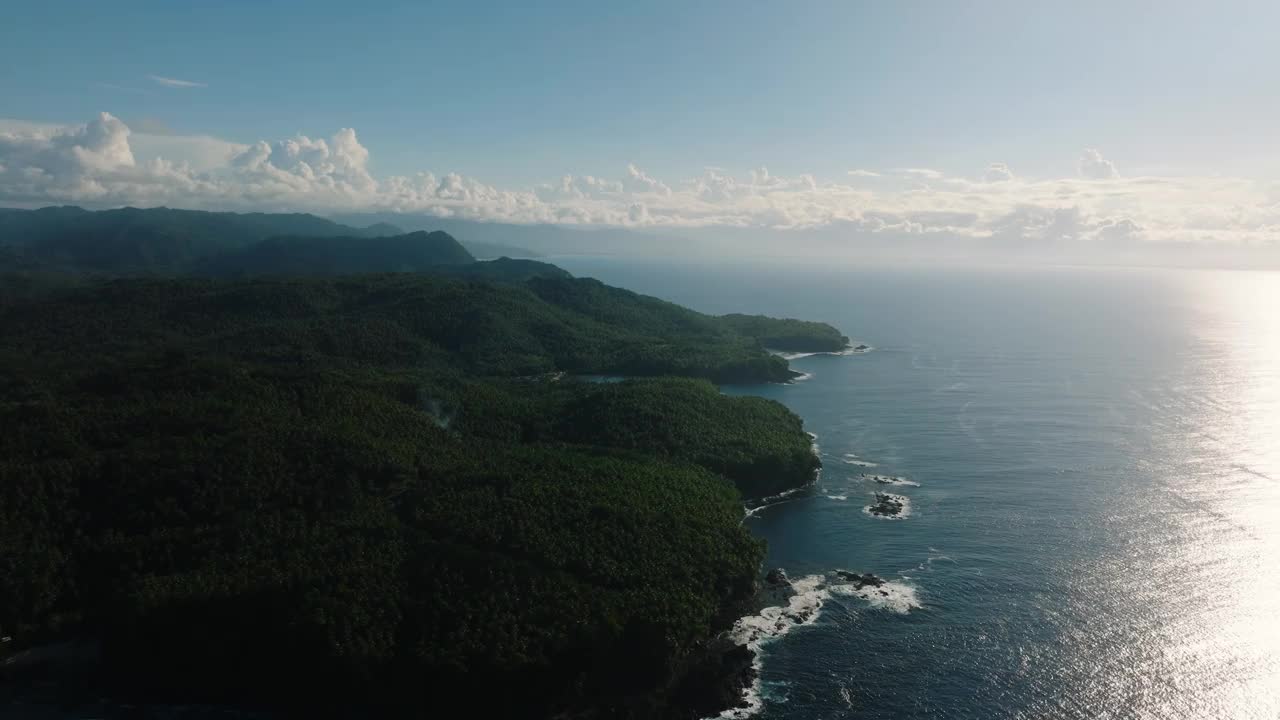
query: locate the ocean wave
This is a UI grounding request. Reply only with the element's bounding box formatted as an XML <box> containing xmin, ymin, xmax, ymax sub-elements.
<box><xmin>714</xmin><ymin>575</ymin><xmax>828</xmax><ymax>719</ymax></box>
<box><xmin>710</xmin><ymin>570</ymin><xmax>920</xmax><ymax>718</ymax></box>
<box><xmin>824</xmin><ymin>494</ymin><xmax>848</xmax><ymax>501</ymax></box>
<box><xmin>728</xmin><ymin>574</ymin><xmax>828</xmax><ymax>647</ymax></box>
<box><xmin>772</xmin><ymin>350</ymin><xmax>820</xmax><ymax>360</ymax></box>
<box><xmin>770</xmin><ymin>345</ymin><xmax>871</xmax><ymax>361</ymax></box>
<box><xmin>829</xmin><ymin>578</ymin><xmax>921</xmax><ymax>614</ymax></box>
<box><xmin>743</xmin><ymin>484</ymin><xmax>811</xmax><ymax>518</ymax></box>
<box><xmin>861</xmin><ymin>473</ymin><xmax>920</xmax><ymax>487</ymax></box>
<box><xmin>788</xmin><ymin>371</ymin><xmax>813</xmax><ymax>383</ymax></box>
<box><xmin>841</xmin><ymin>452</ymin><xmax>878</xmax><ymax>468</ymax></box>
<box><xmin>843</xmin><ymin>458</ymin><xmax>878</xmax><ymax>467</ymax></box>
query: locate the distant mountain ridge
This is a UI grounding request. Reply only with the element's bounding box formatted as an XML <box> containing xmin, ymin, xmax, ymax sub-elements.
<box><xmin>0</xmin><ymin>206</ymin><xmax>396</xmax><ymax>274</ymax></box>
<box><xmin>0</xmin><ymin>206</ymin><xmax>541</xmax><ymax>275</ymax></box>
<box><xmin>330</xmin><ymin>211</ymin><xmax>682</xmax><ymax>256</ymax></box>
<box><xmin>198</xmin><ymin>230</ymin><xmax>476</xmax><ymax>277</ymax></box>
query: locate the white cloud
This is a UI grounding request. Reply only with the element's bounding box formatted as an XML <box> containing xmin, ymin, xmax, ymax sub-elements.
<box><xmin>0</xmin><ymin>112</ymin><xmax>136</xmax><ymax>202</ymax></box>
<box><xmin>893</xmin><ymin>168</ymin><xmax>944</xmax><ymax>179</ymax></box>
<box><xmin>624</xmin><ymin>163</ymin><xmax>671</xmax><ymax>196</ymax></box>
<box><xmin>0</xmin><ymin>115</ymin><xmax>248</xmax><ymax>175</ymax></box>
<box><xmin>149</xmin><ymin>75</ymin><xmax>206</xmax><ymax>89</ymax></box>
<box><xmin>983</xmin><ymin>162</ymin><xmax>1015</xmax><ymax>183</ymax></box>
<box><xmin>1079</xmin><ymin>148</ymin><xmax>1119</xmax><ymax>179</ymax></box>
<box><xmin>1</xmin><ymin>112</ymin><xmax>1279</xmax><ymax>257</ymax></box>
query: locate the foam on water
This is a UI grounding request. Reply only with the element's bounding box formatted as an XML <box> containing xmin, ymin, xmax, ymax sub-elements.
<box><xmin>824</xmin><ymin>494</ymin><xmax>848</xmax><ymax>501</ymax></box>
<box><xmin>743</xmin><ymin>485</ymin><xmax>810</xmax><ymax>518</ymax></box>
<box><xmin>770</xmin><ymin>346</ymin><xmax>871</xmax><ymax>361</ymax></box>
<box><xmin>862</xmin><ymin>473</ymin><xmax>921</xmax><ymax>487</ymax></box>
<box><xmin>829</xmin><ymin>578</ymin><xmax>922</xmax><ymax>614</ymax></box>
<box><xmin>841</xmin><ymin>452</ymin><xmax>879</xmax><ymax>467</ymax></box>
<box><xmin>728</xmin><ymin>575</ymin><xmax>828</xmax><ymax>647</ymax></box>
<box><xmin>712</xmin><ymin>571</ymin><xmax>920</xmax><ymax>718</ymax></box>
<box><xmin>714</xmin><ymin>575</ymin><xmax>829</xmax><ymax>719</ymax></box>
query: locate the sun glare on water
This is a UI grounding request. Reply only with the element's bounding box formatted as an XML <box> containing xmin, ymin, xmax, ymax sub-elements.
<box><xmin>1153</xmin><ymin>269</ymin><xmax>1280</xmax><ymax>718</ymax></box>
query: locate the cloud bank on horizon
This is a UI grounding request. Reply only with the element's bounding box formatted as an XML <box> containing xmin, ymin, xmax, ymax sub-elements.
<box><xmin>1</xmin><ymin>112</ymin><xmax>1278</xmax><ymax>254</ymax></box>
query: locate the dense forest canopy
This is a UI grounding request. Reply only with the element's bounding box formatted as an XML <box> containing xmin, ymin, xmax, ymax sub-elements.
<box><xmin>1</xmin><ymin>271</ymin><xmax>843</xmax><ymax>384</ymax></box>
<box><xmin>196</xmin><ymin>230</ymin><xmax>476</xmax><ymax>276</ymax></box>
<box><xmin>0</xmin><ymin>207</ymin><xmax>848</xmax><ymax>718</ymax></box>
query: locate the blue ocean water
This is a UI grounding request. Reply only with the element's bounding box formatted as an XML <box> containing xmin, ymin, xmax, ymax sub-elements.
<box><xmin>553</xmin><ymin>257</ymin><xmax>1280</xmax><ymax>720</ymax></box>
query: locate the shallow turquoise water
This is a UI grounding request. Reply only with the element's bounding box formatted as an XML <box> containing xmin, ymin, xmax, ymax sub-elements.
<box><xmin>553</xmin><ymin>257</ymin><xmax>1280</xmax><ymax>720</ymax></box>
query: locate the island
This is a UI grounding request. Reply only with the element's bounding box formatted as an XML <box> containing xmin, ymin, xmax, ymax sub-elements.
<box><xmin>0</xmin><ymin>208</ymin><xmax>848</xmax><ymax>720</ymax></box>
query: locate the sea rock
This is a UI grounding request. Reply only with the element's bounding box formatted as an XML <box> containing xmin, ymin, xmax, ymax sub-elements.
<box><xmin>759</xmin><ymin>567</ymin><xmax>796</xmax><ymax>608</ymax></box>
<box><xmin>834</xmin><ymin>570</ymin><xmax>884</xmax><ymax>589</ymax></box>
<box><xmin>866</xmin><ymin>492</ymin><xmax>906</xmax><ymax>517</ymax></box>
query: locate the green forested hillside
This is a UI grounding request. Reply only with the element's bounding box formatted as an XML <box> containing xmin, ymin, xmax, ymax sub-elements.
<box><xmin>718</xmin><ymin>313</ymin><xmax>850</xmax><ymax>352</ymax></box>
<box><xmin>0</xmin><ymin>359</ymin><xmax>770</xmax><ymax>717</ymax></box>
<box><xmin>0</xmin><ymin>270</ymin><xmax>835</xmax><ymax>718</ymax></box>
<box><xmin>1</xmin><ymin>273</ymin><xmax>830</xmax><ymax>383</ymax></box>
<box><xmin>196</xmin><ymin>230</ymin><xmax>476</xmax><ymax>276</ymax></box>
<box><xmin>556</xmin><ymin>378</ymin><xmax>820</xmax><ymax>499</ymax></box>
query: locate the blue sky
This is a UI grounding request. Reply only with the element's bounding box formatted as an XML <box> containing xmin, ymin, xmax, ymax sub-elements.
<box><xmin>6</xmin><ymin>0</ymin><xmax>1278</xmax><ymax>182</ymax></box>
<box><xmin>2</xmin><ymin>0</ymin><xmax>1279</xmax><ymax>255</ymax></box>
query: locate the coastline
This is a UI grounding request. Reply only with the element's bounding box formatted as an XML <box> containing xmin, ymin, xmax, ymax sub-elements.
<box><xmin>696</xmin><ymin>432</ymin><xmax>824</xmax><ymax>718</ymax></box>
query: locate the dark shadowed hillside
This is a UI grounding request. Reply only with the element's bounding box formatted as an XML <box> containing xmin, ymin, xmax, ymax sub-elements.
<box><xmin>1</xmin><ymin>273</ymin><xmax>840</xmax><ymax>383</ymax></box>
<box><xmin>0</xmin><ymin>268</ymin><xmax>839</xmax><ymax>719</ymax></box>
<box><xmin>0</xmin><ymin>206</ymin><xmax>400</xmax><ymax>274</ymax></box>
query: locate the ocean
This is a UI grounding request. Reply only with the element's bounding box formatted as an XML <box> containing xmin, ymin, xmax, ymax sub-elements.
<box><xmin>552</xmin><ymin>256</ymin><xmax>1280</xmax><ymax>720</ymax></box>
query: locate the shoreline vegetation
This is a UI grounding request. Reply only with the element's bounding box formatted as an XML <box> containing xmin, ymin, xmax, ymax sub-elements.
<box><xmin>0</xmin><ymin>206</ymin><xmax>846</xmax><ymax>718</ymax></box>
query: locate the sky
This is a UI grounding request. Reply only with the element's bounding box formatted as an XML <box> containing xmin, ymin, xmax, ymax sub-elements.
<box><xmin>3</xmin><ymin>0</ymin><xmax>1280</xmax><ymax>258</ymax></box>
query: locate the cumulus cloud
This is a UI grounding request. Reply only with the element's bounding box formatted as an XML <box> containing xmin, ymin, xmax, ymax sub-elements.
<box><xmin>624</xmin><ymin>163</ymin><xmax>671</xmax><ymax>196</ymax></box>
<box><xmin>1</xmin><ymin>112</ymin><xmax>1278</xmax><ymax>255</ymax></box>
<box><xmin>983</xmin><ymin>162</ymin><xmax>1015</xmax><ymax>183</ymax></box>
<box><xmin>149</xmin><ymin>75</ymin><xmax>206</xmax><ymax>89</ymax></box>
<box><xmin>1079</xmin><ymin>148</ymin><xmax>1119</xmax><ymax>179</ymax></box>
<box><xmin>0</xmin><ymin>112</ymin><xmax>136</xmax><ymax>202</ymax></box>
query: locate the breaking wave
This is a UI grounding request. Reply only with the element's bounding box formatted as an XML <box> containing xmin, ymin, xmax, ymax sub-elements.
<box><xmin>771</xmin><ymin>346</ymin><xmax>872</xmax><ymax>360</ymax></box>
<box><xmin>711</xmin><ymin>571</ymin><xmax>920</xmax><ymax>718</ymax></box>
<box><xmin>829</xmin><ymin>578</ymin><xmax>922</xmax><ymax>614</ymax></box>
<box><xmin>861</xmin><ymin>473</ymin><xmax>921</xmax><ymax>487</ymax></box>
